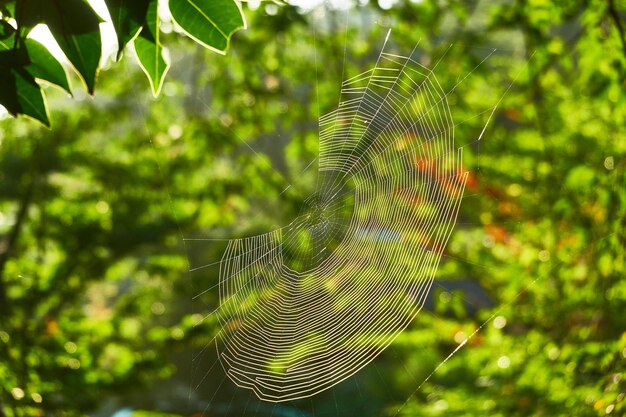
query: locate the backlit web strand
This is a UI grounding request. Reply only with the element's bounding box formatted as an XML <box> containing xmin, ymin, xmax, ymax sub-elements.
<box><xmin>214</xmin><ymin>37</ymin><xmax>468</xmax><ymax>402</ymax></box>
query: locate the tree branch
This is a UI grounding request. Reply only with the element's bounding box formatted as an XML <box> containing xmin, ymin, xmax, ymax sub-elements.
<box><xmin>608</xmin><ymin>0</ymin><xmax>626</xmax><ymax>59</ymax></box>
<box><xmin>0</xmin><ymin>181</ymin><xmax>34</xmax><ymax>315</ymax></box>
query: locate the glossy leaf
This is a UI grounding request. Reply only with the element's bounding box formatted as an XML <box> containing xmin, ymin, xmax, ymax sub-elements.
<box><xmin>0</xmin><ymin>66</ymin><xmax>49</xmax><ymax>126</ymax></box>
<box><xmin>13</xmin><ymin>0</ymin><xmax>52</xmax><ymax>39</ymax></box>
<box><xmin>24</xmin><ymin>38</ymin><xmax>71</xmax><ymax>94</ymax></box>
<box><xmin>0</xmin><ymin>20</ymin><xmax>50</xmax><ymax>126</ymax></box>
<box><xmin>104</xmin><ymin>0</ymin><xmax>150</xmax><ymax>60</ymax></box>
<box><xmin>0</xmin><ymin>19</ymin><xmax>16</xmax><ymax>51</ymax></box>
<box><xmin>0</xmin><ymin>1</ymin><xmax>15</xmax><ymax>18</ymax></box>
<box><xmin>42</xmin><ymin>0</ymin><xmax>102</xmax><ymax>94</ymax></box>
<box><xmin>168</xmin><ymin>0</ymin><xmax>246</xmax><ymax>54</ymax></box>
<box><xmin>134</xmin><ymin>0</ymin><xmax>169</xmax><ymax>97</ymax></box>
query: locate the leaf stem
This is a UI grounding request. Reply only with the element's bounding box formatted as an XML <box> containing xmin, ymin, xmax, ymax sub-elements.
<box><xmin>13</xmin><ymin>0</ymin><xmax>24</xmax><ymax>51</ymax></box>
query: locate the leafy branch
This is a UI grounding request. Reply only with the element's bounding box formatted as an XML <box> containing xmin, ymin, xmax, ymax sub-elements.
<box><xmin>0</xmin><ymin>0</ymin><xmax>247</xmax><ymax>126</ymax></box>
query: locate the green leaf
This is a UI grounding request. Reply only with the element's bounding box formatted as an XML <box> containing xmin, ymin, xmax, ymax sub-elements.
<box><xmin>24</xmin><ymin>38</ymin><xmax>71</xmax><ymax>94</ymax></box>
<box><xmin>144</xmin><ymin>0</ymin><xmax>159</xmax><ymax>35</ymax></box>
<box><xmin>104</xmin><ymin>0</ymin><xmax>150</xmax><ymax>60</ymax></box>
<box><xmin>14</xmin><ymin>0</ymin><xmax>47</xmax><ymax>37</ymax></box>
<box><xmin>134</xmin><ymin>0</ymin><xmax>169</xmax><ymax>97</ymax></box>
<box><xmin>0</xmin><ymin>1</ymin><xmax>16</xmax><ymax>18</ymax></box>
<box><xmin>0</xmin><ymin>19</ymin><xmax>16</xmax><ymax>51</ymax></box>
<box><xmin>168</xmin><ymin>0</ymin><xmax>246</xmax><ymax>54</ymax></box>
<box><xmin>40</xmin><ymin>0</ymin><xmax>102</xmax><ymax>94</ymax></box>
<box><xmin>0</xmin><ymin>66</ymin><xmax>49</xmax><ymax>126</ymax></box>
<box><xmin>0</xmin><ymin>21</ymin><xmax>50</xmax><ymax>125</ymax></box>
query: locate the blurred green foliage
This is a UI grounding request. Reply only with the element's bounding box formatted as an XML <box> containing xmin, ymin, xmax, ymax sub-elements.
<box><xmin>0</xmin><ymin>0</ymin><xmax>625</xmax><ymax>416</ymax></box>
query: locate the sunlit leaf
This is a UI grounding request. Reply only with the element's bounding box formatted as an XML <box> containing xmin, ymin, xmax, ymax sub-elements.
<box><xmin>0</xmin><ymin>66</ymin><xmax>49</xmax><ymax>126</ymax></box>
<box><xmin>40</xmin><ymin>0</ymin><xmax>102</xmax><ymax>94</ymax></box>
<box><xmin>0</xmin><ymin>20</ymin><xmax>49</xmax><ymax>125</ymax></box>
<box><xmin>104</xmin><ymin>0</ymin><xmax>150</xmax><ymax>60</ymax></box>
<box><xmin>0</xmin><ymin>1</ymin><xmax>16</xmax><ymax>18</ymax></box>
<box><xmin>168</xmin><ymin>0</ymin><xmax>246</xmax><ymax>54</ymax></box>
<box><xmin>133</xmin><ymin>0</ymin><xmax>169</xmax><ymax>97</ymax></box>
<box><xmin>24</xmin><ymin>38</ymin><xmax>71</xmax><ymax>94</ymax></box>
<box><xmin>0</xmin><ymin>19</ymin><xmax>16</xmax><ymax>51</ymax></box>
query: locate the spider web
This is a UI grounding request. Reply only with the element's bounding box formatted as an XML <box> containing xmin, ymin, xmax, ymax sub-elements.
<box><xmin>131</xmin><ymin>4</ymin><xmax>579</xmax><ymax>416</ymax></box>
<box><xmin>191</xmin><ymin>32</ymin><xmax>470</xmax><ymax>403</ymax></box>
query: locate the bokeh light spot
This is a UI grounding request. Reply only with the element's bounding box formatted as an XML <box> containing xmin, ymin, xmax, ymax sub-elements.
<box><xmin>497</xmin><ymin>356</ymin><xmax>510</xmax><ymax>368</ymax></box>
<box><xmin>493</xmin><ymin>316</ymin><xmax>507</xmax><ymax>329</ymax></box>
<box><xmin>11</xmin><ymin>387</ymin><xmax>24</xmax><ymax>400</ymax></box>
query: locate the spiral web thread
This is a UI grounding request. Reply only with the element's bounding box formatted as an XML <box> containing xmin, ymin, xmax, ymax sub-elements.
<box><xmin>214</xmin><ymin>35</ymin><xmax>468</xmax><ymax>403</ymax></box>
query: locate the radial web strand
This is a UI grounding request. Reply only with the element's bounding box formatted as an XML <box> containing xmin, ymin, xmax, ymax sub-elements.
<box><xmin>209</xmin><ymin>37</ymin><xmax>468</xmax><ymax>403</ymax></box>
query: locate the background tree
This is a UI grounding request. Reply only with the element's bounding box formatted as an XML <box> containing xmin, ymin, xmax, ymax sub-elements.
<box><xmin>0</xmin><ymin>0</ymin><xmax>624</xmax><ymax>416</ymax></box>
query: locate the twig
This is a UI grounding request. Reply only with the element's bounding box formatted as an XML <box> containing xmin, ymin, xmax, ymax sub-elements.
<box><xmin>0</xmin><ymin>181</ymin><xmax>34</xmax><ymax>315</ymax></box>
<box><xmin>608</xmin><ymin>0</ymin><xmax>626</xmax><ymax>59</ymax></box>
